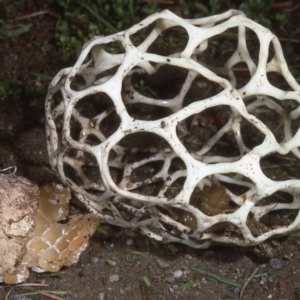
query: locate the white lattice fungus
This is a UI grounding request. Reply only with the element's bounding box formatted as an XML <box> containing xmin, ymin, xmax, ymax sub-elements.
<box><xmin>45</xmin><ymin>10</ymin><xmax>300</xmax><ymax>249</ymax></box>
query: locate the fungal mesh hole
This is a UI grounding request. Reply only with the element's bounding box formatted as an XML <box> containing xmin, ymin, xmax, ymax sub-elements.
<box><xmin>205</xmin><ymin>222</ymin><xmax>242</xmax><ymax>239</ymax></box>
<box><xmin>231</xmin><ymin>62</ymin><xmax>252</xmax><ymax>89</ymax></box>
<box><xmin>260</xmin><ymin>154</ymin><xmax>300</xmax><ymax>181</ymax></box>
<box><xmin>50</xmin><ymin>90</ymin><xmax>64</xmax><ymax>111</ymax></box>
<box><xmin>169</xmin><ymin>157</ymin><xmax>185</xmax><ymax>174</ymax></box>
<box><xmin>100</xmin><ymin>40</ymin><xmax>124</xmax><ymax>55</ymax></box>
<box><xmin>70</xmin><ymin>75</ymin><xmax>86</xmax><ymax>91</ymax></box>
<box><xmin>75</xmin><ymin>92</ymin><xmax>115</xmax><ymax>118</ymax></box>
<box><xmin>267</xmin><ymin>72</ymin><xmax>292</xmax><ymax>92</ymax></box>
<box><xmin>249</xmin><ymin>104</ymin><xmax>284</xmax><ymax>144</ymax></box>
<box><xmin>258</xmin><ymin>190</ymin><xmax>293</xmax><ymax>206</ymax></box>
<box><xmin>219</xmin><ymin>176</ymin><xmax>252</xmax><ymax>196</ymax></box>
<box><xmin>182</xmin><ymin>73</ymin><xmax>224</xmax><ymax>107</ymax></box>
<box><xmin>147</xmin><ymin>25</ymin><xmax>189</xmax><ymax>56</ymax></box>
<box><xmin>126</xmin><ymin>103</ymin><xmax>173</xmax><ymax>121</ymax></box>
<box><xmin>99</xmin><ymin>110</ymin><xmax>121</xmax><ymax>137</ymax></box>
<box><xmin>267</xmin><ymin>41</ymin><xmax>291</xmax><ymax>91</ymax></box>
<box><xmin>240</xmin><ymin>117</ymin><xmax>265</xmax><ymax>149</ymax></box>
<box><xmin>84</xmin><ymin>134</ymin><xmax>101</xmax><ymax>146</ymax></box>
<box><xmin>177</xmin><ymin>105</ymin><xmax>240</xmax><ymax>158</ymax></box>
<box><xmin>259</xmin><ymin>209</ymin><xmax>298</xmax><ymax>228</ymax></box>
<box><xmin>63</xmin><ymin>161</ymin><xmax>83</xmax><ymax>187</ymax></box>
<box><xmin>95</xmin><ymin>66</ymin><xmax>119</xmax><ymax>84</ymax></box>
<box><xmin>129</xmin><ymin>22</ymin><xmax>155</xmax><ymax>48</ymax></box>
<box><xmin>130</xmin><ymin>160</ymin><xmax>164</xmax><ymax>183</ymax></box>
<box><xmin>118</xmin><ymin>132</ymin><xmax>167</xmax><ymax>149</ymax></box>
<box><xmin>195</xmin><ymin>27</ymin><xmax>239</xmax><ymax>69</ymax></box>
<box><xmin>130</xmin><ymin>65</ymin><xmax>188</xmax><ymax>99</ymax></box>
<box><xmin>70</xmin><ymin>116</ymin><xmax>82</xmax><ymax>142</ymax></box>
<box><xmin>81</xmin><ymin>164</ymin><xmax>103</xmax><ymax>188</ymax></box>
<box><xmin>190</xmin><ymin>182</ymin><xmax>231</xmax><ymax>216</ymax></box>
<box><xmin>163</xmin><ymin>177</ymin><xmax>185</xmax><ymax>199</ymax></box>
<box><xmin>245</xmin><ymin>27</ymin><xmax>260</xmax><ymax>65</ymax></box>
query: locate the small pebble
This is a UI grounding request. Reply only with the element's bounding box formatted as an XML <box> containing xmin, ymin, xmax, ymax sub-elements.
<box><xmin>106</xmin><ymin>259</ymin><xmax>117</xmax><ymax>267</ymax></box>
<box><xmin>184</xmin><ymin>254</ymin><xmax>193</xmax><ymax>260</ymax></box>
<box><xmin>170</xmin><ymin>285</ymin><xmax>179</xmax><ymax>293</ymax></box>
<box><xmin>99</xmin><ymin>293</ymin><xmax>105</xmax><ymax>300</ymax></box>
<box><xmin>260</xmin><ymin>276</ymin><xmax>268</xmax><ymax>285</ymax></box>
<box><xmin>120</xmin><ymin>288</ymin><xmax>126</xmax><ymax>295</ymax></box>
<box><xmin>155</xmin><ymin>258</ymin><xmax>171</xmax><ymax>269</ymax></box>
<box><xmin>90</xmin><ymin>256</ymin><xmax>100</xmax><ymax>264</ymax></box>
<box><xmin>172</xmin><ymin>285</ymin><xmax>179</xmax><ymax>291</ymax></box>
<box><xmin>270</xmin><ymin>258</ymin><xmax>283</xmax><ymax>270</ymax></box>
<box><xmin>103</xmin><ymin>241</ymin><xmax>114</xmax><ymax>251</ymax></box>
<box><xmin>109</xmin><ymin>274</ymin><xmax>119</xmax><ymax>283</ymax></box>
<box><xmin>173</xmin><ymin>270</ymin><xmax>183</xmax><ymax>279</ymax></box>
<box><xmin>234</xmin><ymin>287</ymin><xmax>241</xmax><ymax>296</ymax></box>
<box><xmin>166</xmin><ymin>276</ymin><xmax>175</xmax><ymax>283</ymax></box>
<box><xmin>126</xmin><ymin>239</ymin><xmax>134</xmax><ymax>246</ymax></box>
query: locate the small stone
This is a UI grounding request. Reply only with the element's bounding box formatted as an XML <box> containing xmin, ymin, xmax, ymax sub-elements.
<box><xmin>184</xmin><ymin>254</ymin><xmax>193</xmax><ymax>260</ymax></box>
<box><xmin>260</xmin><ymin>276</ymin><xmax>267</xmax><ymax>285</ymax></box>
<box><xmin>166</xmin><ymin>276</ymin><xmax>175</xmax><ymax>283</ymax></box>
<box><xmin>120</xmin><ymin>288</ymin><xmax>126</xmax><ymax>295</ymax></box>
<box><xmin>98</xmin><ymin>293</ymin><xmax>105</xmax><ymax>300</ymax></box>
<box><xmin>270</xmin><ymin>258</ymin><xmax>283</xmax><ymax>270</ymax></box>
<box><xmin>126</xmin><ymin>239</ymin><xmax>134</xmax><ymax>246</ymax></box>
<box><xmin>173</xmin><ymin>270</ymin><xmax>183</xmax><ymax>279</ymax></box>
<box><xmin>234</xmin><ymin>287</ymin><xmax>241</xmax><ymax>296</ymax></box>
<box><xmin>106</xmin><ymin>259</ymin><xmax>117</xmax><ymax>267</ymax></box>
<box><xmin>278</xmin><ymin>280</ymin><xmax>289</xmax><ymax>293</ymax></box>
<box><xmin>90</xmin><ymin>256</ymin><xmax>100</xmax><ymax>264</ymax></box>
<box><xmin>125</xmin><ymin>285</ymin><xmax>133</xmax><ymax>292</ymax></box>
<box><xmin>103</xmin><ymin>241</ymin><xmax>114</xmax><ymax>251</ymax></box>
<box><xmin>109</xmin><ymin>274</ymin><xmax>119</xmax><ymax>283</ymax></box>
<box><xmin>155</xmin><ymin>258</ymin><xmax>171</xmax><ymax>269</ymax></box>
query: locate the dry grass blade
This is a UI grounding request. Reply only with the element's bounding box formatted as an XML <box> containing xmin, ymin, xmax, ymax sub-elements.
<box><xmin>240</xmin><ymin>267</ymin><xmax>258</xmax><ymax>299</ymax></box>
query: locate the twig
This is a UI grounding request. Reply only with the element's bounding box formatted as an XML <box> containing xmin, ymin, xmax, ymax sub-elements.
<box><xmin>9</xmin><ymin>11</ymin><xmax>50</xmax><ymax>23</ymax></box>
<box><xmin>0</xmin><ymin>166</ymin><xmax>17</xmax><ymax>174</ymax></box>
<box><xmin>0</xmin><ymin>283</ymin><xmax>49</xmax><ymax>289</ymax></box>
<box><xmin>4</xmin><ymin>288</ymin><xmax>12</xmax><ymax>300</ymax></box>
<box><xmin>240</xmin><ymin>267</ymin><xmax>258</xmax><ymax>299</ymax></box>
<box><xmin>40</xmin><ymin>291</ymin><xmax>65</xmax><ymax>300</ymax></box>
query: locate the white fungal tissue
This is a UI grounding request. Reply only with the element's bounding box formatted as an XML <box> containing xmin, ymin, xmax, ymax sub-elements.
<box><xmin>45</xmin><ymin>10</ymin><xmax>300</xmax><ymax>248</ymax></box>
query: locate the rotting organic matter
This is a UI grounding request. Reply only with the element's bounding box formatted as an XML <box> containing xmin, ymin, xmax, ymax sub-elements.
<box><xmin>45</xmin><ymin>9</ymin><xmax>300</xmax><ymax>248</ymax></box>
<box><xmin>0</xmin><ymin>175</ymin><xmax>99</xmax><ymax>284</ymax></box>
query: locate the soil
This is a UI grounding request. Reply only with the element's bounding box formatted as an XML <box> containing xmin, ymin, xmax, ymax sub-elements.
<box><xmin>1</xmin><ymin>2</ymin><xmax>300</xmax><ymax>300</ymax></box>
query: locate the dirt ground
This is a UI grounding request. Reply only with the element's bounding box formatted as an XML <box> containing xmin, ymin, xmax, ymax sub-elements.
<box><xmin>1</xmin><ymin>1</ymin><xmax>300</xmax><ymax>299</ymax></box>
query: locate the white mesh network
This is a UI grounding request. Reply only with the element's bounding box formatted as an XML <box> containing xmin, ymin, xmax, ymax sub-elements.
<box><xmin>45</xmin><ymin>9</ymin><xmax>300</xmax><ymax>248</ymax></box>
